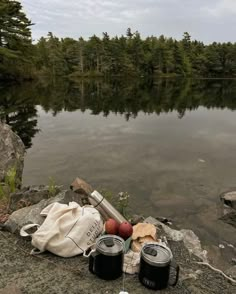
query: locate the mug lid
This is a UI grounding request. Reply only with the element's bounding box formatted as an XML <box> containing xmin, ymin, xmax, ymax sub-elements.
<box><xmin>96</xmin><ymin>235</ymin><xmax>125</xmax><ymax>256</ymax></box>
<box><xmin>141</xmin><ymin>243</ymin><xmax>173</xmax><ymax>267</ymax></box>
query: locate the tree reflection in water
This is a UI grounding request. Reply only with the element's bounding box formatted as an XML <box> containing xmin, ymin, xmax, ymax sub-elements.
<box><xmin>1</xmin><ymin>78</ymin><xmax>236</xmax><ymax>149</ymax></box>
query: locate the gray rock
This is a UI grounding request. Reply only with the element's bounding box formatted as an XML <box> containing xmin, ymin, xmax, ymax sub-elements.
<box><xmin>144</xmin><ymin>216</ymin><xmax>208</xmax><ymax>262</ymax></box>
<box><xmin>130</xmin><ymin>214</ymin><xmax>144</xmax><ymax>225</ymax></box>
<box><xmin>220</xmin><ymin>210</ymin><xmax>236</xmax><ymax>228</ymax></box>
<box><xmin>1</xmin><ymin>229</ymin><xmax>236</xmax><ymax>293</ymax></box>
<box><xmin>0</xmin><ymin>123</ymin><xmax>25</xmax><ymax>187</ymax></box>
<box><xmin>4</xmin><ymin>190</ymin><xmax>84</xmax><ymax>233</ymax></box>
<box><xmin>221</xmin><ymin>190</ymin><xmax>236</xmax><ymax>209</ymax></box>
<box><xmin>8</xmin><ymin>185</ymin><xmax>63</xmax><ymax>212</ymax></box>
<box><xmin>0</xmin><ymin>284</ymin><xmax>22</xmax><ymax>294</ymax></box>
<box><xmin>219</xmin><ymin>190</ymin><xmax>236</xmax><ymax>228</ymax></box>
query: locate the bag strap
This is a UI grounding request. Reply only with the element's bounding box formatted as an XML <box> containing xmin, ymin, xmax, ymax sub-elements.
<box><xmin>30</xmin><ymin>248</ymin><xmax>44</xmax><ymax>255</ymax></box>
<box><xmin>20</xmin><ymin>224</ymin><xmax>40</xmax><ymax>237</ymax></box>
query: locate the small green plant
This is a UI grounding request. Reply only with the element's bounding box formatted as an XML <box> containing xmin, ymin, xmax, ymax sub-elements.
<box><xmin>98</xmin><ymin>188</ymin><xmax>131</xmax><ymax>218</ymax></box>
<box><xmin>98</xmin><ymin>188</ymin><xmax>114</xmax><ymax>202</ymax></box>
<box><xmin>0</xmin><ymin>166</ymin><xmax>18</xmax><ymax>217</ymax></box>
<box><xmin>5</xmin><ymin>167</ymin><xmax>17</xmax><ymax>193</ymax></box>
<box><xmin>48</xmin><ymin>177</ymin><xmax>57</xmax><ymax>197</ymax></box>
<box><xmin>0</xmin><ymin>184</ymin><xmax>5</xmax><ymax>200</ymax></box>
<box><xmin>117</xmin><ymin>192</ymin><xmax>130</xmax><ymax>218</ymax></box>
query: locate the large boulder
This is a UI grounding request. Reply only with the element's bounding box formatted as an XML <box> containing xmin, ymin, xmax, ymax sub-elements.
<box><xmin>0</xmin><ymin>123</ymin><xmax>25</xmax><ymax>187</ymax></box>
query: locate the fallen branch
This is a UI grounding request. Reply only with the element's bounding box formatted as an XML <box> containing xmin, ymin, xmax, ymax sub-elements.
<box><xmin>195</xmin><ymin>261</ymin><xmax>236</xmax><ymax>284</ymax></box>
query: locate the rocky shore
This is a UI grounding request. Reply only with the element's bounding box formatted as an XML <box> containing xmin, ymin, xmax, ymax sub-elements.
<box><xmin>0</xmin><ymin>123</ymin><xmax>236</xmax><ymax>293</ymax></box>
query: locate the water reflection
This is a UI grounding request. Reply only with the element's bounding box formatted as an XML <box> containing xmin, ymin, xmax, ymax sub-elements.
<box><xmin>0</xmin><ymin>78</ymin><xmax>236</xmax><ymax>148</ymax></box>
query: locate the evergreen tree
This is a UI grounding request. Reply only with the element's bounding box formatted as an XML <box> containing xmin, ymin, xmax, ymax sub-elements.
<box><xmin>0</xmin><ymin>0</ymin><xmax>33</xmax><ymax>80</ymax></box>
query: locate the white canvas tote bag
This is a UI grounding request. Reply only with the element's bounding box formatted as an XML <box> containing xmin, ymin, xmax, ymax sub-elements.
<box><xmin>20</xmin><ymin>202</ymin><xmax>103</xmax><ymax>257</ymax></box>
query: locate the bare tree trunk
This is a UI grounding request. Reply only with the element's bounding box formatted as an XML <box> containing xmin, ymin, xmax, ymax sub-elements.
<box><xmin>96</xmin><ymin>54</ymin><xmax>99</xmax><ymax>73</ymax></box>
<box><xmin>80</xmin><ymin>47</ymin><xmax>84</xmax><ymax>74</ymax></box>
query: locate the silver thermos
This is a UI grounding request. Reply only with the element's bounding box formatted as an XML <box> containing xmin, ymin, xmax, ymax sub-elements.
<box><xmin>88</xmin><ymin>190</ymin><xmax>126</xmax><ymax>224</ymax></box>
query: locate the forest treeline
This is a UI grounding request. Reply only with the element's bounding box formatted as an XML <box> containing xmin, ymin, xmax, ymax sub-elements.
<box><xmin>1</xmin><ymin>0</ymin><xmax>236</xmax><ymax>81</ymax></box>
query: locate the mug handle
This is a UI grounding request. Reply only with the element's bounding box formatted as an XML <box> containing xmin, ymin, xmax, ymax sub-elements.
<box><xmin>89</xmin><ymin>253</ymin><xmax>96</xmax><ymax>274</ymax></box>
<box><xmin>88</xmin><ymin>251</ymin><xmax>100</xmax><ymax>274</ymax></box>
<box><xmin>169</xmin><ymin>259</ymin><xmax>180</xmax><ymax>287</ymax></box>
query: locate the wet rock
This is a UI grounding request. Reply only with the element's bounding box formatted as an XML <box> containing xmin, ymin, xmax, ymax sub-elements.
<box><xmin>221</xmin><ymin>191</ymin><xmax>236</xmax><ymax>209</ymax></box>
<box><xmin>0</xmin><ymin>123</ymin><xmax>24</xmax><ymax>187</ymax></box>
<box><xmin>4</xmin><ymin>190</ymin><xmax>83</xmax><ymax>233</ymax></box>
<box><xmin>8</xmin><ymin>185</ymin><xmax>63</xmax><ymax>212</ymax></box>
<box><xmin>219</xmin><ymin>190</ymin><xmax>236</xmax><ymax>228</ymax></box>
<box><xmin>130</xmin><ymin>214</ymin><xmax>144</xmax><ymax>225</ymax></box>
<box><xmin>144</xmin><ymin>216</ymin><xmax>208</xmax><ymax>262</ymax></box>
<box><xmin>156</xmin><ymin>216</ymin><xmax>172</xmax><ymax>225</ymax></box>
<box><xmin>220</xmin><ymin>208</ymin><xmax>236</xmax><ymax>228</ymax></box>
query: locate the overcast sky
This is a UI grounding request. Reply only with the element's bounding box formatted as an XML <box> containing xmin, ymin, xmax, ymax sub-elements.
<box><xmin>20</xmin><ymin>0</ymin><xmax>236</xmax><ymax>44</ymax></box>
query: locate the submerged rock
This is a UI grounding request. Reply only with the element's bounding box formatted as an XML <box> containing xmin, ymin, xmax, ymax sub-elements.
<box><xmin>0</xmin><ymin>123</ymin><xmax>25</xmax><ymax>187</ymax></box>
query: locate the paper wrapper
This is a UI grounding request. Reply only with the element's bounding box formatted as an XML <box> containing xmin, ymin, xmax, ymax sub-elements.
<box><xmin>132</xmin><ymin>223</ymin><xmax>157</xmax><ymax>240</ymax></box>
<box><xmin>131</xmin><ymin>223</ymin><xmax>158</xmax><ymax>252</ymax></box>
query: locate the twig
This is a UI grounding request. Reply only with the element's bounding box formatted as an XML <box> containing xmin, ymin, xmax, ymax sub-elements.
<box><xmin>0</xmin><ymin>231</ymin><xmax>82</xmax><ymax>275</ymax></box>
<box><xmin>195</xmin><ymin>261</ymin><xmax>236</xmax><ymax>284</ymax></box>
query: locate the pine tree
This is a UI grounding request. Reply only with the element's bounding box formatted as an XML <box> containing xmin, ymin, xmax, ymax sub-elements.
<box><xmin>0</xmin><ymin>0</ymin><xmax>33</xmax><ymax>80</ymax></box>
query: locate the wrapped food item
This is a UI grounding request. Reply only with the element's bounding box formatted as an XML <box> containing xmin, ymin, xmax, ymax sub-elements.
<box><xmin>132</xmin><ymin>223</ymin><xmax>157</xmax><ymax>240</ymax></box>
<box><xmin>131</xmin><ymin>223</ymin><xmax>158</xmax><ymax>252</ymax></box>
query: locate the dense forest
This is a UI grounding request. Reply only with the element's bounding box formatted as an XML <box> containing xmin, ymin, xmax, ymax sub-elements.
<box><xmin>1</xmin><ymin>0</ymin><xmax>236</xmax><ymax>81</ymax></box>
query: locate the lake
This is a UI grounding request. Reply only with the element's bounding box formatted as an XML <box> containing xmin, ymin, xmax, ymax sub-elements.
<box><xmin>1</xmin><ymin>78</ymin><xmax>236</xmax><ymax>268</ymax></box>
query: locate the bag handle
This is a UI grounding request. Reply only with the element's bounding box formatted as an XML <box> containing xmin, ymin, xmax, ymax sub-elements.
<box><xmin>20</xmin><ymin>224</ymin><xmax>40</xmax><ymax>237</ymax></box>
<box><xmin>83</xmin><ymin>244</ymin><xmax>96</xmax><ymax>258</ymax></box>
<box><xmin>30</xmin><ymin>248</ymin><xmax>44</xmax><ymax>255</ymax></box>
<box><xmin>169</xmin><ymin>259</ymin><xmax>180</xmax><ymax>287</ymax></box>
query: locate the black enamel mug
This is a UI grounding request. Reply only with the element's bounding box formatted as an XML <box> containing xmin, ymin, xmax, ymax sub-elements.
<box><xmin>139</xmin><ymin>243</ymin><xmax>179</xmax><ymax>290</ymax></box>
<box><xmin>88</xmin><ymin>235</ymin><xmax>125</xmax><ymax>280</ymax></box>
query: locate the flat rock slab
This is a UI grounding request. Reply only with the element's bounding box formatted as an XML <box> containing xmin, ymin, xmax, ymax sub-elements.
<box><xmin>0</xmin><ymin>231</ymin><xmax>235</xmax><ymax>294</ymax></box>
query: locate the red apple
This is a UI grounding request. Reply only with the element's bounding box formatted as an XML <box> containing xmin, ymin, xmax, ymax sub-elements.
<box><xmin>105</xmin><ymin>218</ymin><xmax>119</xmax><ymax>235</ymax></box>
<box><xmin>118</xmin><ymin>221</ymin><xmax>133</xmax><ymax>240</ymax></box>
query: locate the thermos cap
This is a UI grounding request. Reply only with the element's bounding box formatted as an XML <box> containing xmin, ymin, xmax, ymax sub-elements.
<box><xmin>141</xmin><ymin>243</ymin><xmax>173</xmax><ymax>267</ymax></box>
<box><xmin>96</xmin><ymin>235</ymin><xmax>125</xmax><ymax>256</ymax></box>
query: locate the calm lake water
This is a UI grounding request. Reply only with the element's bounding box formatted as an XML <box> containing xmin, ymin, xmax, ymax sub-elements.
<box><xmin>1</xmin><ymin>78</ymin><xmax>236</xmax><ymax>267</ymax></box>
